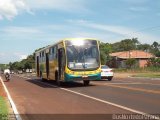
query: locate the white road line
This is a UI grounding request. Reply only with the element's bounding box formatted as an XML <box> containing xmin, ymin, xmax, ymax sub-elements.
<box><xmin>129</xmin><ymin>76</ymin><xmax>160</xmax><ymax>80</ymax></box>
<box><xmin>94</xmin><ymin>82</ymin><xmax>160</xmax><ymax>86</ymax></box>
<box><xmin>17</xmin><ymin>75</ymin><xmax>160</xmax><ymax>120</ymax></box>
<box><xmin>0</xmin><ymin>76</ymin><xmax>22</xmax><ymax>120</ymax></box>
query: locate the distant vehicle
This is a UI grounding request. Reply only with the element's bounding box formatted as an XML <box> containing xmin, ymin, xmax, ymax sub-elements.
<box><xmin>26</xmin><ymin>69</ymin><xmax>30</xmax><ymax>73</ymax></box>
<box><xmin>4</xmin><ymin>69</ymin><xmax>11</xmax><ymax>81</ymax></box>
<box><xmin>35</xmin><ymin>38</ymin><xmax>101</xmax><ymax>86</ymax></box>
<box><xmin>4</xmin><ymin>69</ymin><xmax>11</xmax><ymax>74</ymax></box>
<box><xmin>18</xmin><ymin>70</ymin><xmax>23</xmax><ymax>74</ymax></box>
<box><xmin>101</xmin><ymin>65</ymin><xmax>113</xmax><ymax>81</ymax></box>
<box><xmin>29</xmin><ymin>69</ymin><xmax>32</xmax><ymax>73</ymax></box>
<box><xmin>5</xmin><ymin>72</ymin><xmax>10</xmax><ymax>81</ymax></box>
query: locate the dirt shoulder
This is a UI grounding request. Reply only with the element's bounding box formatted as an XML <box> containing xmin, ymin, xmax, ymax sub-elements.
<box><xmin>114</xmin><ymin>72</ymin><xmax>132</xmax><ymax>78</ymax></box>
<box><xmin>114</xmin><ymin>72</ymin><xmax>160</xmax><ymax>79</ymax></box>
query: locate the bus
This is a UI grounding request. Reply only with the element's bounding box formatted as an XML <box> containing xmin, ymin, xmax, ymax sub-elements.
<box><xmin>35</xmin><ymin>38</ymin><xmax>101</xmax><ymax>86</ymax></box>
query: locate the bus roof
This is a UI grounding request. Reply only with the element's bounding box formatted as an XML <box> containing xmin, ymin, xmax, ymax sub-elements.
<box><xmin>35</xmin><ymin>38</ymin><xmax>100</xmax><ymax>54</ymax></box>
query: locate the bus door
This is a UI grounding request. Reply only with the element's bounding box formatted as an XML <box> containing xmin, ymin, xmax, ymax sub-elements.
<box><xmin>46</xmin><ymin>53</ymin><xmax>49</xmax><ymax>78</ymax></box>
<box><xmin>36</xmin><ymin>56</ymin><xmax>40</xmax><ymax>77</ymax></box>
<box><xmin>58</xmin><ymin>48</ymin><xmax>65</xmax><ymax>80</ymax></box>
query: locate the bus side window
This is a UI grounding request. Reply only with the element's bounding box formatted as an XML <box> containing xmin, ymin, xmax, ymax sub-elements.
<box><xmin>39</xmin><ymin>52</ymin><xmax>41</xmax><ymax>63</ymax></box>
<box><xmin>49</xmin><ymin>48</ymin><xmax>52</xmax><ymax>60</ymax></box>
<box><xmin>54</xmin><ymin>46</ymin><xmax>58</xmax><ymax>59</ymax></box>
<box><xmin>52</xmin><ymin>47</ymin><xmax>55</xmax><ymax>59</ymax></box>
<box><xmin>42</xmin><ymin>51</ymin><xmax>45</xmax><ymax>62</ymax></box>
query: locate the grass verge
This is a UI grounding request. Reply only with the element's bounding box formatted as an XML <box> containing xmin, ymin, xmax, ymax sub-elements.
<box><xmin>0</xmin><ymin>78</ymin><xmax>9</xmax><ymax>119</ymax></box>
<box><xmin>0</xmin><ymin>96</ymin><xmax>8</xmax><ymax>114</ymax></box>
<box><xmin>131</xmin><ymin>73</ymin><xmax>160</xmax><ymax>78</ymax></box>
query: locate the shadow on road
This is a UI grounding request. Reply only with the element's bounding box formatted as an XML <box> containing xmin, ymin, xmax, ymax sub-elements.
<box><xmin>26</xmin><ymin>79</ymin><xmax>58</xmax><ymax>88</ymax></box>
<box><xmin>26</xmin><ymin>79</ymin><xmax>95</xmax><ymax>88</ymax></box>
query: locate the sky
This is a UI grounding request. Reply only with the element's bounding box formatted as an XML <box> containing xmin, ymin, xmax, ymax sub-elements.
<box><xmin>0</xmin><ymin>0</ymin><xmax>160</xmax><ymax>64</ymax></box>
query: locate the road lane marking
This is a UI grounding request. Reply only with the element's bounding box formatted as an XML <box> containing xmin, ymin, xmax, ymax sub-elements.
<box><xmin>94</xmin><ymin>82</ymin><xmax>160</xmax><ymax>86</ymax></box>
<box><xmin>101</xmin><ymin>84</ymin><xmax>160</xmax><ymax>94</ymax></box>
<box><xmin>129</xmin><ymin>76</ymin><xmax>160</xmax><ymax>80</ymax></box>
<box><xmin>94</xmin><ymin>82</ymin><xmax>143</xmax><ymax>85</ymax></box>
<box><xmin>0</xmin><ymin>77</ymin><xmax>22</xmax><ymax>120</ymax></box>
<box><xmin>16</xmin><ymin>75</ymin><xmax>160</xmax><ymax>119</ymax></box>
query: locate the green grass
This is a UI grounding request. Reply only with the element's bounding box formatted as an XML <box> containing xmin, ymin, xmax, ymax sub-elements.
<box><xmin>0</xmin><ymin>96</ymin><xmax>8</xmax><ymax>119</ymax></box>
<box><xmin>131</xmin><ymin>73</ymin><xmax>160</xmax><ymax>78</ymax></box>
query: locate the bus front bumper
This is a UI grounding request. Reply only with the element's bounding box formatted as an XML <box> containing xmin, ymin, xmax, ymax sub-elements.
<box><xmin>64</xmin><ymin>73</ymin><xmax>101</xmax><ymax>82</ymax></box>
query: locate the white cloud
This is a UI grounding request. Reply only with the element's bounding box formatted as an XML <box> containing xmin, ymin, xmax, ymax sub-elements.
<box><xmin>0</xmin><ymin>0</ymin><xmax>30</xmax><ymax>20</ymax></box>
<box><xmin>129</xmin><ymin>7</ymin><xmax>148</xmax><ymax>12</ymax></box>
<box><xmin>13</xmin><ymin>52</ymin><xmax>27</xmax><ymax>60</ymax></box>
<box><xmin>2</xmin><ymin>26</ymin><xmax>41</xmax><ymax>34</ymax></box>
<box><xmin>121</xmin><ymin>0</ymin><xmax>149</xmax><ymax>5</ymax></box>
<box><xmin>20</xmin><ymin>55</ymin><xmax>27</xmax><ymax>60</ymax></box>
<box><xmin>0</xmin><ymin>0</ymin><xmax>89</xmax><ymax>20</ymax></box>
<box><xmin>0</xmin><ymin>53</ymin><xmax>5</xmax><ymax>56</ymax></box>
<box><xmin>0</xmin><ymin>52</ymin><xmax>28</xmax><ymax>63</ymax></box>
<box><xmin>25</xmin><ymin>0</ymin><xmax>88</xmax><ymax>13</ymax></box>
<box><xmin>67</xmin><ymin>19</ymin><xmax>160</xmax><ymax>44</ymax></box>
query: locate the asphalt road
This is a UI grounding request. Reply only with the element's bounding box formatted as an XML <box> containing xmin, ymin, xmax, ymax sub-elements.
<box><xmin>1</xmin><ymin>74</ymin><xmax>160</xmax><ymax>120</ymax></box>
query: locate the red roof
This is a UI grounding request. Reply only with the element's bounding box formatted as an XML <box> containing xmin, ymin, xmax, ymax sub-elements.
<box><xmin>110</xmin><ymin>50</ymin><xmax>154</xmax><ymax>59</ymax></box>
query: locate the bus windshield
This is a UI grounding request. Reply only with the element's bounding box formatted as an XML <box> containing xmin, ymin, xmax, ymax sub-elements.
<box><xmin>65</xmin><ymin>40</ymin><xmax>100</xmax><ymax>70</ymax></box>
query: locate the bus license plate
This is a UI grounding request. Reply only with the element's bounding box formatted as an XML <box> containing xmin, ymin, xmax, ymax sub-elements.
<box><xmin>82</xmin><ymin>76</ymin><xmax>88</xmax><ymax>79</ymax></box>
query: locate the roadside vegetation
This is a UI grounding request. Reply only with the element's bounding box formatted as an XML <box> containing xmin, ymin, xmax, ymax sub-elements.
<box><xmin>99</xmin><ymin>38</ymin><xmax>160</xmax><ymax>78</ymax></box>
<box><xmin>131</xmin><ymin>73</ymin><xmax>160</xmax><ymax>78</ymax></box>
<box><xmin>0</xmin><ymin>96</ymin><xmax>8</xmax><ymax>115</ymax></box>
<box><xmin>100</xmin><ymin>38</ymin><xmax>160</xmax><ymax>65</ymax></box>
<box><xmin>0</xmin><ymin>82</ymin><xmax>8</xmax><ymax>117</ymax></box>
<box><xmin>0</xmin><ymin>38</ymin><xmax>160</xmax><ymax>74</ymax></box>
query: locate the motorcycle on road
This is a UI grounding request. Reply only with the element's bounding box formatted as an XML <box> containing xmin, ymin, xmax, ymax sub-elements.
<box><xmin>5</xmin><ymin>73</ymin><xmax>11</xmax><ymax>81</ymax></box>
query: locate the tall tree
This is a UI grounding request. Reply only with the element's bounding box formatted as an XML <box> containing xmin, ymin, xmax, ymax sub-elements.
<box><xmin>112</xmin><ymin>38</ymin><xmax>140</xmax><ymax>52</ymax></box>
<box><xmin>99</xmin><ymin>42</ymin><xmax>112</xmax><ymax>64</ymax></box>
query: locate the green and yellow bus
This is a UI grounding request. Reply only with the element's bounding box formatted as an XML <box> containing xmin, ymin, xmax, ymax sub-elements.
<box><xmin>35</xmin><ymin>38</ymin><xmax>101</xmax><ymax>86</ymax></box>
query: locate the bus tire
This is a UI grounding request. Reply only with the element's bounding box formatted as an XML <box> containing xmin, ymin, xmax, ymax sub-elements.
<box><xmin>108</xmin><ymin>77</ymin><xmax>113</xmax><ymax>81</ymax></box>
<box><xmin>83</xmin><ymin>80</ymin><xmax>90</xmax><ymax>86</ymax></box>
<box><xmin>55</xmin><ymin>72</ymin><xmax>60</xmax><ymax>86</ymax></box>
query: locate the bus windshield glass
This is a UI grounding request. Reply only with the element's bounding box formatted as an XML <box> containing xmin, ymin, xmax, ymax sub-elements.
<box><xmin>65</xmin><ymin>40</ymin><xmax>100</xmax><ymax>70</ymax></box>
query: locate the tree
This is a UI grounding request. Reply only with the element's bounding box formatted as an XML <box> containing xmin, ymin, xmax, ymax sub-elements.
<box><xmin>99</xmin><ymin>42</ymin><xmax>112</xmax><ymax>65</ymax></box>
<box><xmin>150</xmin><ymin>41</ymin><xmax>160</xmax><ymax>57</ymax></box>
<box><xmin>147</xmin><ymin>58</ymin><xmax>160</xmax><ymax>67</ymax></box>
<box><xmin>125</xmin><ymin>58</ymin><xmax>137</xmax><ymax>69</ymax></box>
<box><xmin>112</xmin><ymin>38</ymin><xmax>140</xmax><ymax>52</ymax></box>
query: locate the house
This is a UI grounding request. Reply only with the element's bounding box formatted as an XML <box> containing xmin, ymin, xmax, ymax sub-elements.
<box><xmin>109</xmin><ymin>50</ymin><xmax>155</xmax><ymax>68</ymax></box>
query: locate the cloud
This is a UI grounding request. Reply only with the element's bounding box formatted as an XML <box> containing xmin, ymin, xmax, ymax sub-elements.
<box><xmin>0</xmin><ymin>0</ymin><xmax>89</xmax><ymax>20</ymax></box>
<box><xmin>121</xmin><ymin>0</ymin><xmax>149</xmax><ymax>5</ymax></box>
<box><xmin>0</xmin><ymin>52</ymin><xmax>27</xmax><ymax>64</ymax></box>
<box><xmin>0</xmin><ymin>0</ymin><xmax>30</xmax><ymax>20</ymax></box>
<box><xmin>25</xmin><ymin>0</ymin><xmax>88</xmax><ymax>13</ymax></box>
<box><xmin>2</xmin><ymin>26</ymin><xmax>41</xmax><ymax>34</ymax></box>
<box><xmin>13</xmin><ymin>52</ymin><xmax>27</xmax><ymax>60</ymax></box>
<box><xmin>67</xmin><ymin>19</ymin><xmax>160</xmax><ymax>43</ymax></box>
<box><xmin>0</xmin><ymin>53</ymin><xmax>5</xmax><ymax>57</ymax></box>
<box><xmin>129</xmin><ymin>7</ymin><xmax>148</xmax><ymax>12</ymax></box>
<box><xmin>17</xmin><ymin>54</ymin><xmax>27</xmax><ymax>60</ymax></box>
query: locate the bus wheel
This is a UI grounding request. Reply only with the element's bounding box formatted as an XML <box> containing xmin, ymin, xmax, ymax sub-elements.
<box><xmin>55</xmin><ymin>72</ymin><xmax>60</xmax><ymax>86</ymax></box>
<box><xmin>83</xmin><ymin>80</ymin><xmax>90</xmax><ymax>86</ymax></box>
<box><xmin>108</xmin><ymin>77</ymin><xmax>113</xmax><ymax>81</ymax></box>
